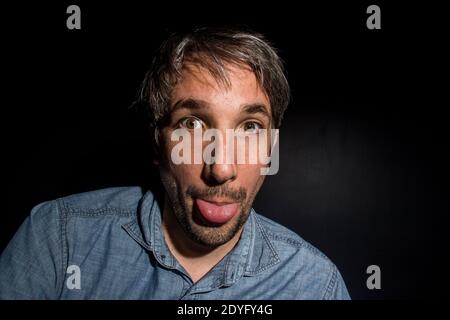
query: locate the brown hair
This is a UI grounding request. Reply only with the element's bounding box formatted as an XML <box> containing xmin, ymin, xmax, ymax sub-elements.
<box><xmin>137</xmin><ymin>26</ymin><xmax>290</xmax><ymax>129</ymax></box>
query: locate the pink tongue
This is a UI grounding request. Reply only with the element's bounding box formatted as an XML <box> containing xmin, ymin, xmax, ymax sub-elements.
<box><xmin>195</xmin><ymin>199</ymin><xmax>239</xmax><ymax>224</ymax></box>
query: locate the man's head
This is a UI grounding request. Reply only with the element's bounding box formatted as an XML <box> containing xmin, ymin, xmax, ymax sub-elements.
<box><xmin>138</xmin><ymin>27</ymin><xmax>290</xmax><ymax>248</ymax></box>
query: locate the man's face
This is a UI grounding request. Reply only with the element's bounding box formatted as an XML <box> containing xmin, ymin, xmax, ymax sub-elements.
<box><xmin>158</xmin><ymin>63</ymin><xmax>272</xmax><ymax>247</ymax></box>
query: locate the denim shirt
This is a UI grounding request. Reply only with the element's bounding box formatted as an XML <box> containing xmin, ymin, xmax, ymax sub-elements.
<box><xmin>0</xmin><ymin>187</ymin><xmax>350</xmax><ymax>300</ymax></box>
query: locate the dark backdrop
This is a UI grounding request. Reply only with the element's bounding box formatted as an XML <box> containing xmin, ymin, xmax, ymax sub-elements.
<box><xmin>1</xmin><ymin>1</ymin><xmax>441</xmax><ymax>299</ymax></box>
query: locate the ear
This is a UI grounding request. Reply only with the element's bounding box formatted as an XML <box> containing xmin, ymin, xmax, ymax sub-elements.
<box><xmin>150</xmin><ymin>126</ymin><xmax>161</xmax><ymax>165</ymax></box>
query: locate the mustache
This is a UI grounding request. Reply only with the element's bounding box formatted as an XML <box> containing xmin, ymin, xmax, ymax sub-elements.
<box><xmin>186</xmin><ymin>185</ymin><xmax>247</xmax><ymax>203</ymax></box>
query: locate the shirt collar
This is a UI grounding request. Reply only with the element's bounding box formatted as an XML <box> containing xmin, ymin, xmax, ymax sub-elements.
<box><xmin>122</xmin><ymin>190</ymin><xmax>280</xmax><ymax>285</ymax></box>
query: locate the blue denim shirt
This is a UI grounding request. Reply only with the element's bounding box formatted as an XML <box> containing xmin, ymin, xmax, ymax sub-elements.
<box><xmin>0</xmin><ymin>187</ymin><xmax>350</xmax><ymax>299</ymax></box>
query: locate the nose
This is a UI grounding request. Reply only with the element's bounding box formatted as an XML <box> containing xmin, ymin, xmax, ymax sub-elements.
<box><xmin>201</xmin><ymin>131</ymin><xmax>237</xmax><ymax>185</ymax></box>
<box><xmin>203</xmin><ymin>162</ymin><xmax>237</xmax><ymax>185</ymax></box>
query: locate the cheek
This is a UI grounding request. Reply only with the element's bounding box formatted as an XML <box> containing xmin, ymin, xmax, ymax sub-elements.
<box><xmin>171</xmin><ymin>164</ymin><xmax>203</xmax><ymax>184</ymax></box>
<box><xmin>161</xmin><ymin>147</ymin><xmax>203</xmax><ymax>187</ymax></box>
<box><xmin>237</xmin><ymin>164</ymin><xmax>266</xmax><ymax>190</ymax></box>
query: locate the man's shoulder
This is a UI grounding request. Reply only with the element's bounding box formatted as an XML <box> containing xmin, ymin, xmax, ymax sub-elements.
<box><xmin>252</xmin><ymin>213</ymin><xmax>350</xmax><ymax>299</ymax></box>
<box><xmin>54</xmin><ymin>186</ymin><xmax>146</xmax><ymax>217</ymax></box>
<box><xmin>253</xmin><ymin>212</ymin><xmax>335</xmax><ymax>270</ymax></box>
<box><xmin>30</xmin><ymin>187</ymin><xmax>147</xmax><ymax>222</ymax></box>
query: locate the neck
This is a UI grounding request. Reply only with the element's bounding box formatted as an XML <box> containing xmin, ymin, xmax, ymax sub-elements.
<box><xmin>161</xmin><ymin>196</ymin><xmax>243</xmax><ymax>283</ymax></box>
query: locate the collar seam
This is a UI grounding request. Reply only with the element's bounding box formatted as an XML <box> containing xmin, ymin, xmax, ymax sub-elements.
<box><xmin>244</xmin><ymin>213</ymin><xmax>281</xmax><ymax>276</ymax></box>
<box><xmin>121</xmin><ymin>221</ymin><xmax>153</xmax><ymax>252</ymax></box>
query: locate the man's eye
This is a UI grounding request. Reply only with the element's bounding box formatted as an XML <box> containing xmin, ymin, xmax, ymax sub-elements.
<box><xmin>241</xmin><ymin>121</ymin><xmax>262</xmax><ymax>133</ymax></box>
<box><xmin>180</xmin><ymin>117</ymin><xmax>203</xmax><ymax>130</ymax></box>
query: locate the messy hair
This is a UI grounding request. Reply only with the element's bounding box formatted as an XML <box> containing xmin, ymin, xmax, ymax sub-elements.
<box><xmin>137</xmin><ymin>27</ymin><xmax>290</xmax><ymax>130</ymax></box>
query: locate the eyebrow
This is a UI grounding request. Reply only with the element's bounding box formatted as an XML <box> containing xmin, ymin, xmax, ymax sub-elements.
<box><xmin>170</xmin><ymin>98</ymin><xmax>270</xmax><ymax>120</ymax></box>
<box><xmin>241</xmin><ymin>103</ymin><xmax>271</xmax><ymax>120</ymax></box>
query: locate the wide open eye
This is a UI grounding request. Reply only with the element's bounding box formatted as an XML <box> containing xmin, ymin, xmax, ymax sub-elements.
<box><xmin>179</xmin><ymin>117</ymin><xmax>203</xmax><ymax>130</ymax></box>
<box><xmin>240</xmin><ymin>121</ymin><xmax>263</xmax><ymax>134</ymax></box>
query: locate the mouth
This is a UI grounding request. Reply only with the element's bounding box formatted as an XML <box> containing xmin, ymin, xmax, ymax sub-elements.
<box><xmin>194</xmin><ymin>198</ymin><xmax>240</xmax><ymax>225</ymax></box>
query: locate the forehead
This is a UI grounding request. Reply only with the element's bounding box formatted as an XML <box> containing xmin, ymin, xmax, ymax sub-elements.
<box><xmin>170</xmin><ymin>63</ymin><xmax>271</xmax><ymax>113</ymax></box>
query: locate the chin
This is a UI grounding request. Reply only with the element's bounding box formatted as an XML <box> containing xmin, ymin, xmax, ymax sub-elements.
<box><xmin>184</xmin><ymin>208</ymin><xmax>248</xmax><ymax>247</ymax></box>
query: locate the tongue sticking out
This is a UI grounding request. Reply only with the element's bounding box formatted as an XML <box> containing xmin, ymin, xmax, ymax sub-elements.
<box><xmin>195</xmin><ymin>199</ymin><xmax>239</xmax><ymax>224</ymax></box>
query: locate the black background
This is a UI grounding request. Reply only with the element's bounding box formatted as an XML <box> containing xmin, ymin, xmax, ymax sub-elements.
<box><xmin>1</xmin><ymin>1</ymin><xmax>443</xmax><ymax>299</ymax></box>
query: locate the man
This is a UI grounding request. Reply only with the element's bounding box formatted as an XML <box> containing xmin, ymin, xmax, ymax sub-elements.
<box><xmin>0</xmin><ymin>27</ymin><xmax>350</xmax><ymax>299</ymax></box>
